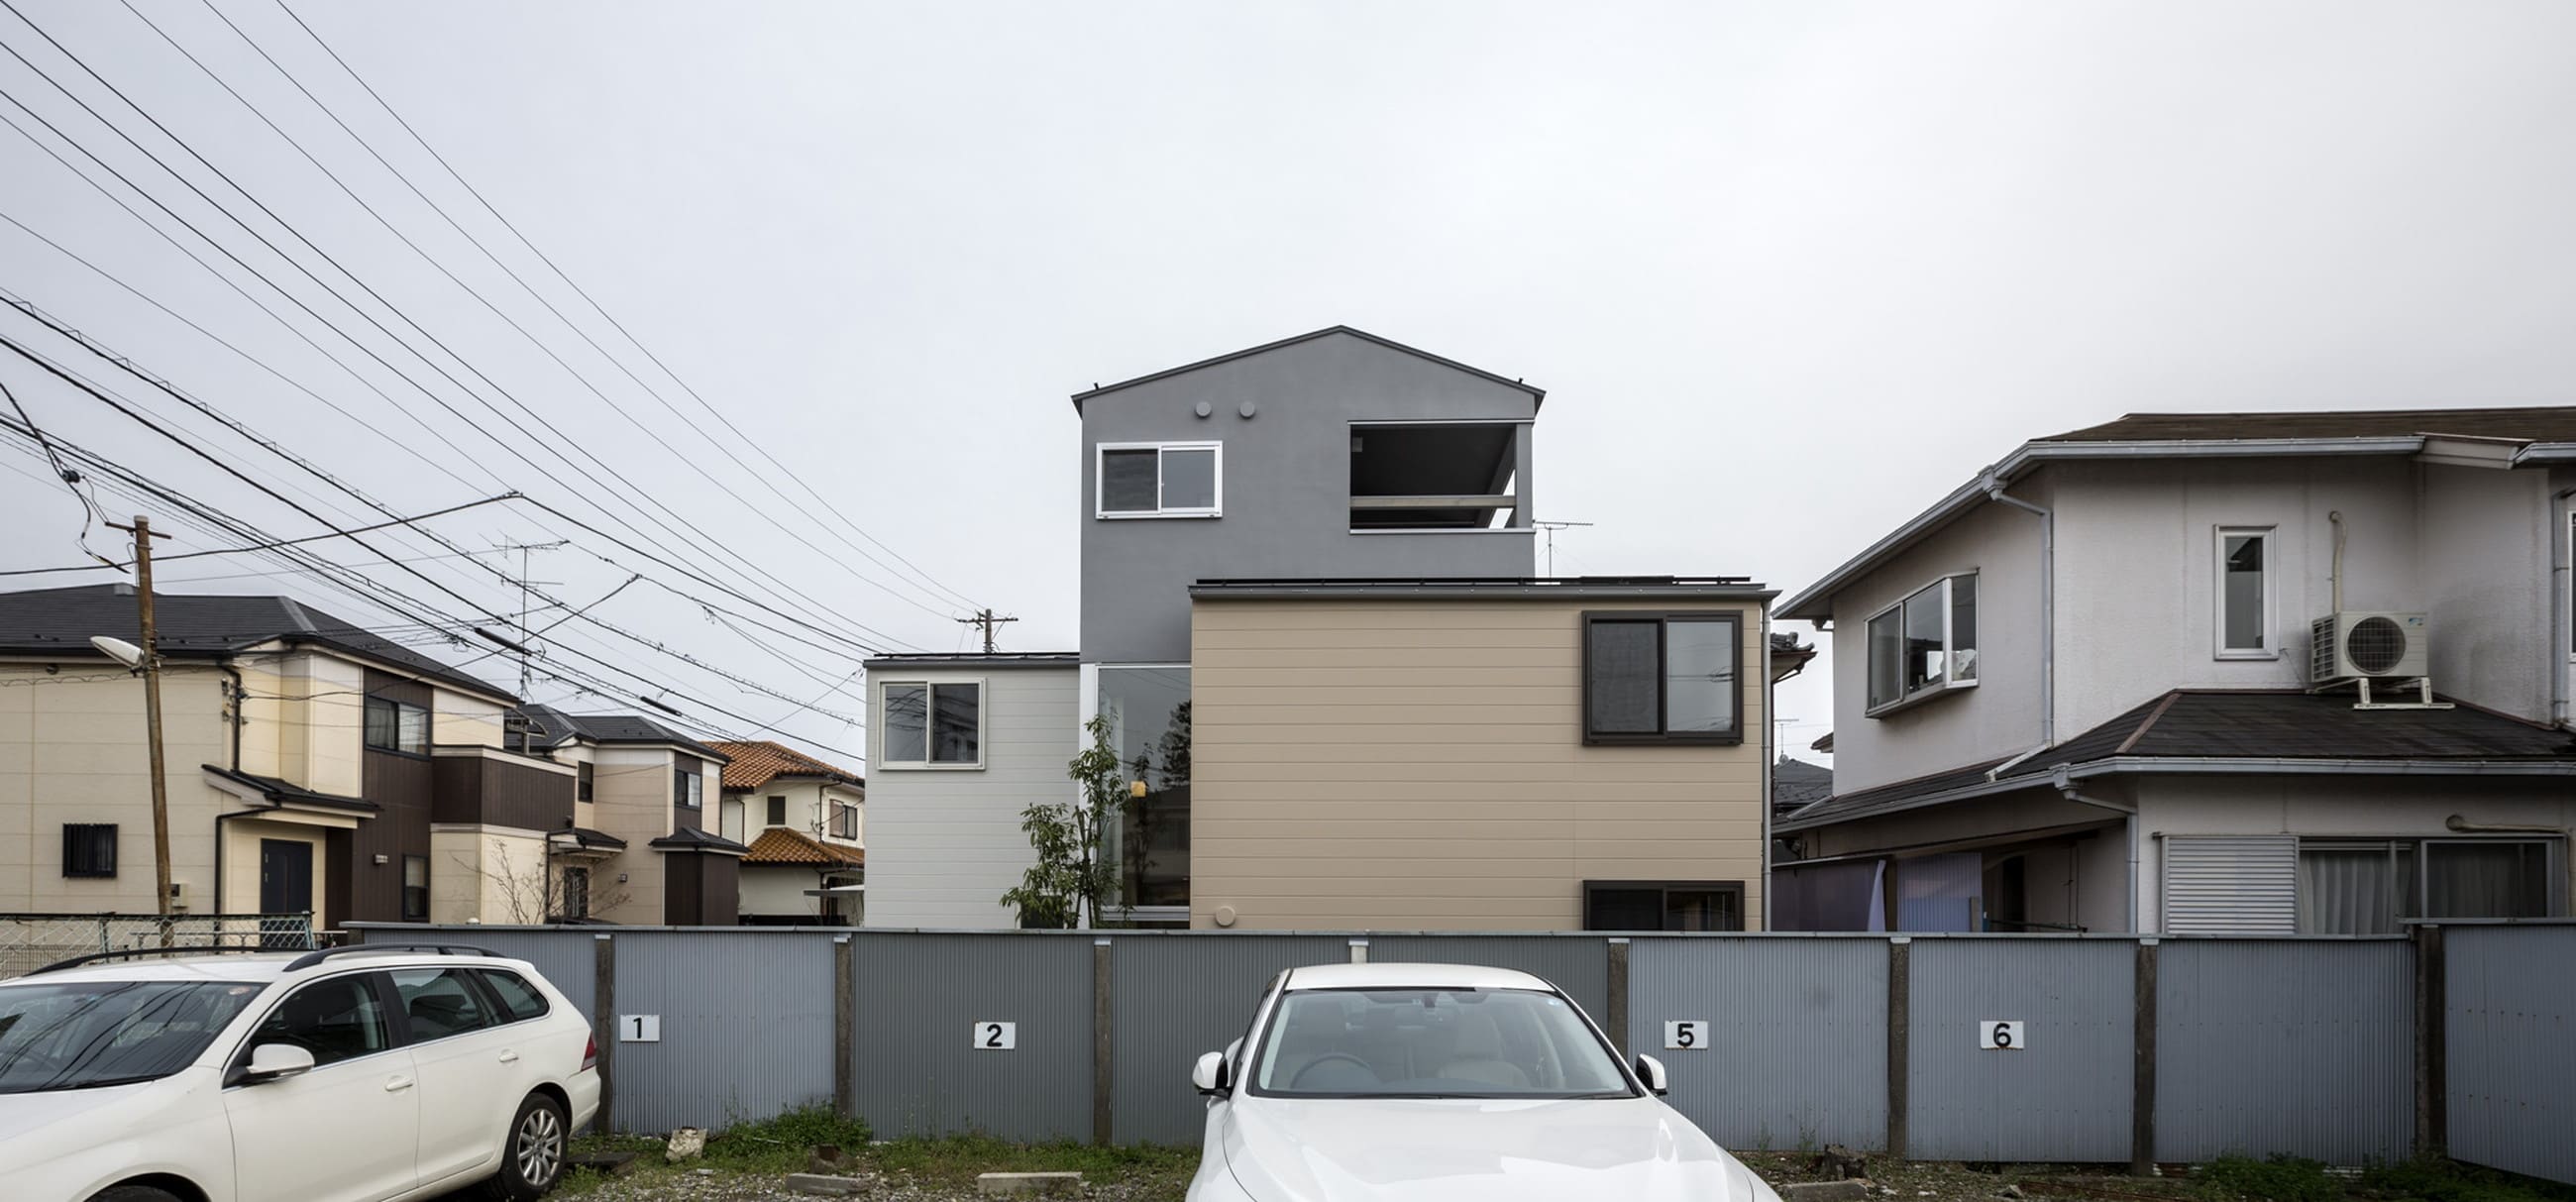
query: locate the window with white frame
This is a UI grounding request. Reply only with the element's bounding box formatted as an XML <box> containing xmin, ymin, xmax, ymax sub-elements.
<box><xmin>1865</xmin><ymin>573</ymin><xmax>1978</xmax><ymax>714</ymax></box>
<box><xmin>1097</xmin><ymin>442</ymin><xmax>1221</xmax><ymax>518</ymax></box>
<box><xmin>2216</xmin><ymin>526</ymin><xmax>2274</xmax><ymax>658</ymax></box>
<box><xmin>881</xmin><ymin>681</ymin><xmax>983</xmax><ymax>767</ymax></box>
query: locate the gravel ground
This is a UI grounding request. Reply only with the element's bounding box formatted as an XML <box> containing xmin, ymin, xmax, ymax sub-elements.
<box><xmin>536</xmin><ymin>1164</ymin><xmax>1190</xmax><ymax>1201</ymax></box>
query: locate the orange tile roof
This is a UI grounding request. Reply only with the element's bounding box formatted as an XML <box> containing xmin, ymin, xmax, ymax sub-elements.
<box><xmin>705</xmin><ymin>740</ymin><xmax>864</xmax><ymax>793</ymax></box>
<box><xmin>740</xmin><ymin>826</ymin><xmax>865</xmax><ymax>868</ymax></box>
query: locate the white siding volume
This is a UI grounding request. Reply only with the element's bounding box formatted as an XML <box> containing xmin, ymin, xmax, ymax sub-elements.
<box><xmin>2161</xmin><ymin>835</ymin><xmax>2297</xmax><ymax>933</ymax></box>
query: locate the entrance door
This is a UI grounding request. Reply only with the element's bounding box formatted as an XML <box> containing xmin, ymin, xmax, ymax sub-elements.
<box><xmin>261</xmin><ymin>838</ymin><xmax>313</xmax><ymax>914</ymax></box>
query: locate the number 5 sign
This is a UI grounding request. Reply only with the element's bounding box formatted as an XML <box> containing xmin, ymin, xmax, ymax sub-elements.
<box><xmin>1979</xmin><ymin>1020</ymin><xmax>2025</xmax><ymax>1050</ymax></box>
<box><xmin>1663</xmin><ymin>1020</ymin><xmax>1708</xmax><ymax>1050</ymax></box>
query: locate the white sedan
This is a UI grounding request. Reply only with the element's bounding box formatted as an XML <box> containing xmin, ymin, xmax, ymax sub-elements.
<box><xmin>0</xmin><ymin>942</ymin><xmax>600</xmax><ymax>1202</ymax></box>
<box><xmin>1184</xmin><ymin>962</ymin><xmax>1784</xmax><ymax>1202</ymax></box>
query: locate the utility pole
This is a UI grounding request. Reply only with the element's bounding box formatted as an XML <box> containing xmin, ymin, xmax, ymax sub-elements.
<box><xmin>957</xmin><ymin>608</ymin><xmax>1018</xmax><ymax>653</ymax></box>
<box><xmin>492</xmin><ymin>540</ymin><xmax>566</xmax><ymax>698</ymax></box>
<box><xmin>108</xmin><ymin>515</ymin><xmax>174</xmax><ymax>922</ymax></box>
<box><xmin>1533</xmin><ymin>520</ymin><xmax>1593</xmax><ymax>577</ymax></box>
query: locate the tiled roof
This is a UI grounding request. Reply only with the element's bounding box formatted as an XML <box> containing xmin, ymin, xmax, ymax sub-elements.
<box><xmin>1777</xmin><ymin>690</ymin><xmax>2576</xmax><ymax>832</ymax></box>
<box><xmin>740</xmin><ymin>826</ymin><xmax>865</xmax><ymax>868</ymax></box>
<box><xmin>704</xmin><ymin>740</ymin><xmax>862</xmax><ymax>792</ymax></box>
<box><xmin>2043</xmin><ymin>407</ymin><xmax>2576</xmax><ymax>444</ymax></box>
<box><xmin>0</xmin><ymin>584</ymin><xmax>511</xmax><ymax>700</ymax></box>
<box><xmin>515</xmin><ymin>705</ymin><xmax>728</xmax><ymax>762</ymax></box>
<box><xmin>1771</xmin><ymin>756</ymin><xmax>1834</xmax><ymax>817</ymax></box>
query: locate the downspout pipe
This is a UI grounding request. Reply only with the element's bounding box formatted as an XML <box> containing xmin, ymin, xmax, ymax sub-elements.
<box><xmin>2554</xmin><ymin>487</ymin><xmax>2573</xmax><ymax>728</ymax></box>
<box><xmin>2054</xmin><ymin>769</ymin><xmax>2138</xmax><ymax>933</ymax></box>
<box><xmin>1983</xmin><ymin>475</ymin><xmax>2055</xmax><ymax>749</ymax></box>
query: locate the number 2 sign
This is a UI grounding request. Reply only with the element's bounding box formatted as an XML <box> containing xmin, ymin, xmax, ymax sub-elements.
<box><xmin>972</xmin><ymin>1021</ymin><xmax>1017</xmax><ymax>1050</ymax></box>
<box><xmin>1663</xmin><ymin>1020</ymin><xmax>1708</xmax><ymax>1050</ymax></box>
<box><xmin>1979</xmin><ymin>1020</ymin><xmax>2025</xmax><ymax>1050</ymax></box>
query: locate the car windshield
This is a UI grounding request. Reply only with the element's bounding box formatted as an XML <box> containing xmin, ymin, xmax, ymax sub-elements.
<box><xmin>0</xmin><ymin>980</ymin><xmax>263</xmax><ymax>1093</ymax></box>
<box><xmin>1250</xmin><ymin>988</ymin><xmax>1634</xmax><ymax>1099</ymax></box>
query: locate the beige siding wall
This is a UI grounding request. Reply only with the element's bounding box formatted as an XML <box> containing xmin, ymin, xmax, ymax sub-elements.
<box><xmin>1190</xmin><ymin>599</ymin><xmax>1771</xmax><ymax>931</ymax></box>
<box><xmin>235</xmin><ymin>651</ymin><xmax>365</xmax><ymax>798</ymax></box>
<box><xmin>218</xmin><ymin>817</ymin><xmax>340</xmax><ymax>916</ymax></box>
<box><xmin>431</xmin><ymin>689</ymin><xmax>508</xmax><ymax>749</ymax></box>
<box><xmin>428</xmin><ymin>824</ymin><xmax>552</xmax><ymax>924</ymax></box>
<box><xmin>587</xmin><ymin>747</ymin><xmax>675</xmax><ymax>924</ymax></box>
<box><xmin>0</xmin><ymin>663</ymin><xmax>235</xmax><ymax>912</ymax></box>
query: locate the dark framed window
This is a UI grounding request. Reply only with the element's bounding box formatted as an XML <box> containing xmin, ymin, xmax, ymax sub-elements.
<box><xmin>675</xmin><ymin>767</ymin><xmax>703</xmax><ymax>809</ymax></box>
<box><xmin>386</xmin><ymin>966</ymin><xmax>495</xmax><ymax>1041</ymax></box>
<box><xmin>62</xmin><ymin>823</ymin><xmax>117</xmax><ymax>878</ymax></box>
<box><xmin>1583</xmin><ymin>880</ymin><xmax>1747</xmax><ymax>931</ymax></box>
<box><xmin>576</xmin><ymin>762</ymin><xmax>594</xmax><ymax>803</ymax></box>
<box><xmin>364</xmin><ymin>696</ymin><xmax>429</xmax><ymax>755</ymax></box>
<box><xmin>474</xmin><ymin>969</ymin><xmax>552</xmax><ymax>1024</ymax></box>
<box><xmin>766</xmin><ymin>796</ymin><xmax>787</xmax><ymax>826</ymax></box>
<box><xmin>1581</xmin><ymin>611</ymin><xmax>1743</xmax><ymax>744</ymax></box>
<box><xmin>401</xmin><ymin>855</ymin><xmax>429</xmax><ymax>922</ymax></box>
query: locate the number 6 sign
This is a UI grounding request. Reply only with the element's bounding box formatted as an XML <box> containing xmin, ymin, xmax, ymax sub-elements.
<box><xmin>1979</xmin><ymin>1020</ymin><xmax>2025</xmax><ymax>1050</ymax></box>
<box><xmin>1663</xmin><ymin>1020</ymin><xmax>1708</xmax><ymax>1050</ymax></box>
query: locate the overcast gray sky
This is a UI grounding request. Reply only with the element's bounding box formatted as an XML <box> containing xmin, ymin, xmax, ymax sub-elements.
<box><xmin>4</xmin><ymin>1</ymin><xmax>2572</xmax><ymax>767</ymax></box>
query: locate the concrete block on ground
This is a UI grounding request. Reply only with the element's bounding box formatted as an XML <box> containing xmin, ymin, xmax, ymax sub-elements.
<box><xmin>1782</xmin><ymin>1181</ymin><xmax>1873</xmax><ymax>1202</ymax></box>
<box><xmin>979</xmin><ymin>1171</ymin><xmax>1085</xmax><ymax>1194</ymax></box>
<box><xmin>786</xmin><ymin>1173</ymin><xmax>867</xmax><ymax>1196</ymax></box>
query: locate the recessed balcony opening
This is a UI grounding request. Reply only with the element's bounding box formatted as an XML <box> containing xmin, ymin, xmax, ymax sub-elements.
<box><xmin>1348</xmin><ymin>422</ymin><xmax>1523</xmax><ymax>530</ymax></box>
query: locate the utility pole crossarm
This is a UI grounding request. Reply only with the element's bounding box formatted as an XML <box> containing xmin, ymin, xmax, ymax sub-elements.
<box><xmin>957</xmin><ymin>608</ymin><xmax>1018</xmax><ymax>654</ymax></box>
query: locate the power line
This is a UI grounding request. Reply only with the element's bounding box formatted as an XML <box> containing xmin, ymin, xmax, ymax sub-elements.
<box><xmin>267</xmin><ymin>0</ymin><xmax>987</xmax><ymax>615</ymax></box>
<box><xmin>0</xmin><ymin>368</ymin><xmax>114</xmax><ymax>566</ymax></box>
<box><xmin>0</xmin><ymin>16</ymin><xmax>923</xmax><ymax>654</ymax></box>
<box><xmin>0</xmin><ymin>492</ymin><xmax>520</xmax><ymax>577</ymax></box>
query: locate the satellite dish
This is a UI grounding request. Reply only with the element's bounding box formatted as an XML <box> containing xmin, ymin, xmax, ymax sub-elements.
<box><xmin>88</xmin><ymin>636</ymin><xmax>146</xmax><ymax>669</ymax></box>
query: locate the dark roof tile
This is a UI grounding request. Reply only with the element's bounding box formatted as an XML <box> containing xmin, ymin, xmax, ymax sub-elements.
<box><xmin>2043</xmin><ymin>407</ymin><xmax>2576</xmax><ymax>444</ymax></box>
<box><xmin>0</xmin><ymin>584</ymin><xmax>510</xmax><ymax>700</ymax></box>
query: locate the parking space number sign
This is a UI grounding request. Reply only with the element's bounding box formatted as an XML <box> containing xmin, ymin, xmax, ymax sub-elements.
<box><xmin>973</xmin><ymin>1021</ymin><xmax>1017</xmax><ymax>1050</ymax></box>
<box><xmin>620</xmin><ymin>1015</ymin><xmax>661</xmax><ymax>1043</ymax></box>
<box><xmin>1663</xmin><ymin>1020</ymin><xmax>1708</xmax><ymax>1050</ymax></box>
<box><xmin>1979</xmin><ymin>1020</ymin><xmax>2024</xmax><ymax>1050</ymax></box>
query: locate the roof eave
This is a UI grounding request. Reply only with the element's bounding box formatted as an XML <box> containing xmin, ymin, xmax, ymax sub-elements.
<box><xmin>1780</xmin><ymin>435</ymin><xmax>2431</xmax><ymax>619</ymax></box>
<box><xmin>1069</xmin><ymin>325</ymin><xmax>1546</xmax><ymax>411</ymax></box>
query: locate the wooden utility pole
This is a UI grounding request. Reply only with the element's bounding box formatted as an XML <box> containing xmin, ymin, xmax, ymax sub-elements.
<box><xmin>957</xmin><ymin>608</ymin><xmax>1018</xmax><ymax>654</ymax></box>
<box><xmin>110</xmin><ymin>515</ymin><xmax>175</xmax><ymax>919</ymax></box>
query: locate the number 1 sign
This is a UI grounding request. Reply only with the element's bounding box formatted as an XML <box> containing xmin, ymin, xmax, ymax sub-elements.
<box><xmin>620</xmin><ymin>1014</ymin><xmax>661</xmax><ymax>1043</ymax></box>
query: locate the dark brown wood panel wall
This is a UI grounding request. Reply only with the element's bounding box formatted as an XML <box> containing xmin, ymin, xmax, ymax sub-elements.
<box><xmin>430</xmin><ymin>755</ymin><xmax>575</xmax><ymax>830</ymax></box>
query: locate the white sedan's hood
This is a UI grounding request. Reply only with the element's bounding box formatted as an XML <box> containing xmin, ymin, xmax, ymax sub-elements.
<box><xmin>1221</xmin><ymin>1095</ymin><xmax>1771</xmax><ymax>1202</ymax></box>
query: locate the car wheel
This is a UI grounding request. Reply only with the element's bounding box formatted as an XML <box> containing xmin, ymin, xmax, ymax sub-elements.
<box><xmin>481</xmin><ymin>1091</ymin><xmax>571</xmax><ymax>1200</ymax></box>
<box><xmin>88</xmin><ymin>1188</ymin><xmax>183</xmax><ymax>1202</ymax></box>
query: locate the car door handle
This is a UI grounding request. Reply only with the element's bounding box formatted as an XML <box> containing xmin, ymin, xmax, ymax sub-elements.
<box><xmin>498</xmin><ymin>1050</ymin><xmax>520</xmax><ymax>1064</ymax></box>
<box><xmin>384</xmin><ymin>1075</ymin><xmax>414</xmax><ymax>1093</ymax></box>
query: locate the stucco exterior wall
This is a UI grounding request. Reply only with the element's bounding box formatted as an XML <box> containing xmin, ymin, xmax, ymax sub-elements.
<box><xmin>426</xmin><ymin>824</ymin><xmax>552</xmax><ymax>925</ymax></box>
<box><xmin>215</xmin><ymin>817</ymin><xmax>341</xmax><ymax>916</ymax></box>
<box><xmin>431</xmin><ymin>688</ymin><xmax>508</xmax><ymax>749</ymax></box>
<box><xmin>1079</xmin><ymin>332</ymin><xmax>1539</xmax><ymax>665</ymax></box>
<box><xmin>738</xmin><ymin>865</ymin><xmax>826</xmax><ymax>920</ymax></box>
<box><xmin>862</xmin><ymin>665</ymin><xmax>1077</xmax><ymax>929</ymax></box>
<box><xmin>2419</xmin><ymin>465</ymin><xmax>2556</xmax><ymax>720</ymax></box>
<box><xmin>1189</xmin><ymin>597</ymin><xmax>1770</xmax><ymax>931</ymax></box>
<box><xmin>0</xmin><ymin>664</ymin><xmax>233</xmax><ymax>912</ymax></box>
<box><xmin>586</xmin><ymin>746</ymin><xmax>679</xmax><ymax>924</ymax></box>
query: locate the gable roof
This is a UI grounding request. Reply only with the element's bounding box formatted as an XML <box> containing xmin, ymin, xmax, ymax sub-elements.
<box><xmin>705</xmin><ymin>740</ymin><xmax>863</xmax><ymax>792</ymax></box>
<box><xmin>1777</xmin><ymin>689</ymin><xmax>2576</xmax><ymax>832</ymax></box>
<box><xmin>0</xmin><ymin>584</ymin><xmax>512</xmax><ymax>701</ymax></box>
<box><xmin>515</xmin><ymin>705</ymin><xmax>728</xmax><ymax>762</ymax></box>
<box><xmin>1069</xmin><ymin>326</ymin><xmax>1546</xmax><ymax>411</ymax></box>
<box><xmin>1782</xmin><ymin>404</ymin><xmax>2576</xmax><ymax>620</ymax></box>
<box><xmin>1771</xmin><ymin>756</ymin><xmax>1834</xmax><ymax>816</ymax></box>
<box><xmin>740</xmin><ymin>826</ymin><xmax>865</xmax><ymax>868</ymax></box>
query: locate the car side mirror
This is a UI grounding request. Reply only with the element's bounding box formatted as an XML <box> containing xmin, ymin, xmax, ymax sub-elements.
<box><xmin>1192</xmin><ymin>1050</ymin><xmax>1232</xmax><ymax>1096</ymax></box>
<box><xmin>244</xmin><ymin>1043</ymin><xmax>316</xmax><ymax>1084</ymax></box>
<box><xmin>1634</xmin><ymin>1053</ymin><xmax>1668</xmax><ymax>1096</ymax></box>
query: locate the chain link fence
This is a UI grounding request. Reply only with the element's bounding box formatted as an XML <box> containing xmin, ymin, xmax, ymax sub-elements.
<box><xmin>0</xmin><ymin>913</ymin><xmax>315</xmax><ymax>979</ymax></box>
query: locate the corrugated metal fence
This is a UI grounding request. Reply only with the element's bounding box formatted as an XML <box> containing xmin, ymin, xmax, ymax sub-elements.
<box><xmin>347</xmin><ymin>924</ymin><xmax>2572</xmax><ymax>1182</ymax></box>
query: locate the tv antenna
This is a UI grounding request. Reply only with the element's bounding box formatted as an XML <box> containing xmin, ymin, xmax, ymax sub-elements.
<box><xmin>1532</xmin><ymin>520</ymin><xmax>1592</xmax><ymax>576</ymax></box>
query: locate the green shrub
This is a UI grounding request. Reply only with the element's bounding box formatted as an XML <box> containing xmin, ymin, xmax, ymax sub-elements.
<box><xmin>2200</xmin><ymin>1154</ymin><xmax>2341</xmax><ymax>1202</ymax></box>
<box><xmin>2361</xmin><ymin>1157</ymin><xmax>2576</xmax><ymax>1202</ymax></box>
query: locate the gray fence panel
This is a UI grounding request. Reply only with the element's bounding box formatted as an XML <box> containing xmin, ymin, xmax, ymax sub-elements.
<box><xmin>1111</xmin><ymin>934</ymin><xmax>1352</xmax><ymax>1146</ymax></box>
<box><xmin>854</xmin><ymin>932</ymin><xmax>1095</xmax><ymax>1143</ymax></box>
<box><xmin>608</xmin><ymin>930</ymin><xmax>837</xmax><ymax>1133</ymax></box>
<box><xmin>354</xmin><ymin>927</ymin><xmax>599</xmax><ymax>1016</ymax></box>
<box><xmin>1366</xmin><ymin>935</ymin><xmax>1611</xmax><ymax>1020</ymax></box>
<box><xmin>2447</xmin><ymin>925</ymin><xmax>2576</xmax><ymax>1185</ymax></box>
<box><xmin>2154</xmin><ymin>939</ymin><xmax>2413</xmax><ymax>1164</ymax></box>
<box><xmin>1909</xmin><ymin>938</ymin><xmax>2134</xmax><ymax>1162</ymax></box>
<box><xmin>1630</xmin><ymin>936</ymin><xmax>1888</xmax><ymax>1151</ymax></box>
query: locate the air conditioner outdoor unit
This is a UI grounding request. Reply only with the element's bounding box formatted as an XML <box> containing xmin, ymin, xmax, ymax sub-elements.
<box><xmin>2308</xmin><ymin>611</ymin><xmax>2430</xmax><ymax>684</ymax></box>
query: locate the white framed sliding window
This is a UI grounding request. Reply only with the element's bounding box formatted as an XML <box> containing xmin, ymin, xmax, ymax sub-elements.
<box><xmin>2215</xmin><ymin>525</ymin><xmax>2275</xmax><ymax>659</ymax></box>
<box><xmin>1863</xmin><ymin>572</ymin><xmax>1978</xmax><ymax>716</ymax></box>
<box><xmin>878</xmin><ymin>679</ymin><xmax>985</xmax><ymax>769</ymax></box>
<box><xmin>1097</xmin><ymin>442</ymin><xmax>1222</xmax><ymax>519</ymax></box>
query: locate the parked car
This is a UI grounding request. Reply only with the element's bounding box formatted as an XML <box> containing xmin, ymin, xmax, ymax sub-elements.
<box><xmin>0</xmin><ymin>943</ymin><xmax>600</xmax><ymax>1202</ymax></box>
<box><xmin>1183</xmin><ymin>962</ymin><xmax>1784</xmax><ymax>1202</ymax></box>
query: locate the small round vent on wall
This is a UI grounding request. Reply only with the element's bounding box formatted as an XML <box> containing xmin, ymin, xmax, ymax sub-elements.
<box><xmin>2345</xmin><ymin>615</ymin><xmax>2410</xmax><ymax>675</ymax></box>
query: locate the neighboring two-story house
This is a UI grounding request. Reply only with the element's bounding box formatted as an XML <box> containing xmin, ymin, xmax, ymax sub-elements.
<box><xmin>514</xmin><ymin>706</ymin><xmax>746</xmax><ymax>926</ymax></box>
<box><xmin>866</xmin><ymin>326</ymin><xmax>1788</xmax><ymax>931</ymax></box>
<box><xmin>0</xmin><ymin>583</ymin><xmax>568</xmax><ymax>930</ymax></box>
<box><xmin>1774</xmin><ymin>408</ymin><xmax>2576</xmax><ymax>934</ymax></box>
<box><xmin>705</xmin><ymin>739</ymin><xmax>865</xmax><ymax>926</ymax></box>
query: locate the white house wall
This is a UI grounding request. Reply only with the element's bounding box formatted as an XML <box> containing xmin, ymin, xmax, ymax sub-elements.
<box><xmin>864</xmin><ymin>666</ymin><xmax>1077</xmax><ymax>929</ymax></box>
<box><xmin>1827</xmin><ymin>491</ymin><xmax>2050</xmax><ymax>793</ymax></box>
<box><xmin>2419</xmin><ymin>464</ymin><xmax>2556</xmax><ymax>720</ymax></box>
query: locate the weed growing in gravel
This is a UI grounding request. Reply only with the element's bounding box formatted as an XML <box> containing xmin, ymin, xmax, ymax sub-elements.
<box><xmin>2361</xmin><ymin>1157</ymin><xmax>2576</xmax><ymax>1202</ymax></box>
<box><xmin>2199</xmin><ymin>1154</ymin><xmax>2340</xmax><ymax>1202</ymax></box>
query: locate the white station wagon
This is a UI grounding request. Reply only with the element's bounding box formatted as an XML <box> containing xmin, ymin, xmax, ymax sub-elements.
<box><xmin>1184</xmin><ymin>962</ymin><xmax>1785</xmax><ymax>1202</ymax></box>
<box><xmin>0</xmin><ymin>942</ymin><xmax>600</xmax><ymax>1202</ymax></box>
